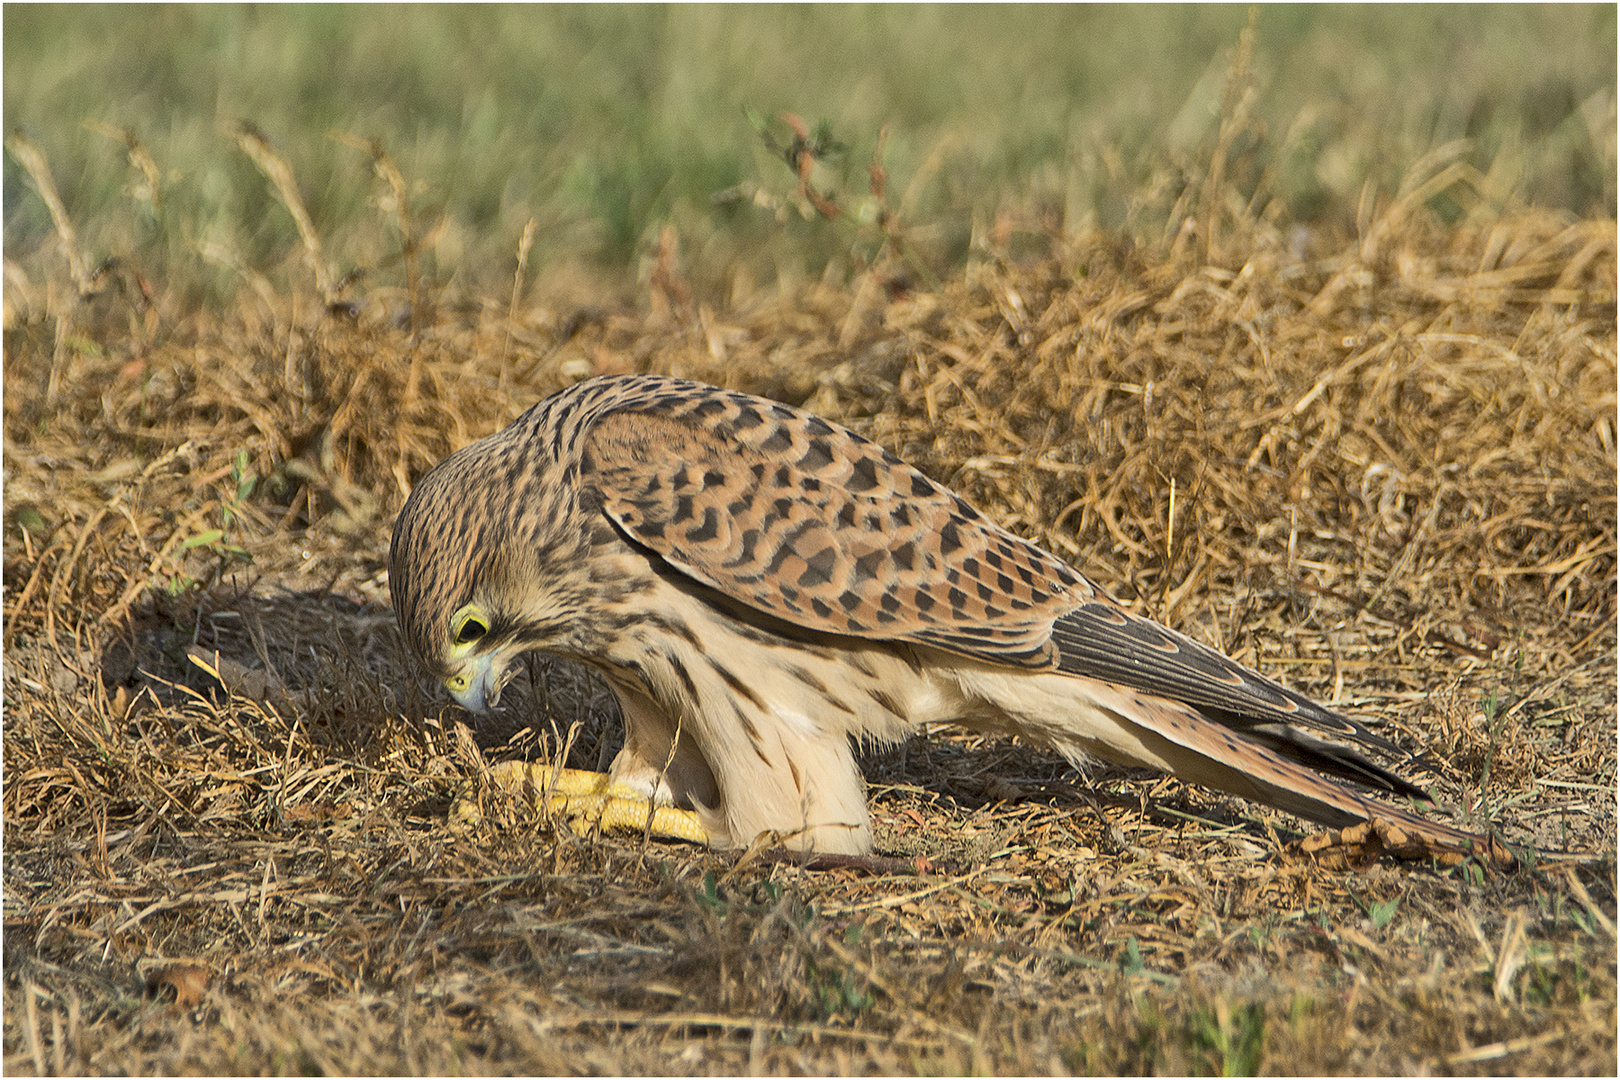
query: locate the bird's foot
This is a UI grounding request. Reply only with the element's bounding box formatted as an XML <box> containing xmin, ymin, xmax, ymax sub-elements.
<box><xmin>452</xmin><ymin>760</ymin><xmax>710</xmax><ymax>844</ymax></box>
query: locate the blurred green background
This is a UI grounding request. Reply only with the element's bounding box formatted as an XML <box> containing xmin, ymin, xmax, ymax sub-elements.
<box><xmin>4</xmin><ymin>4</ymin><xmax>1614</xmax><ymax>305</ymax></box>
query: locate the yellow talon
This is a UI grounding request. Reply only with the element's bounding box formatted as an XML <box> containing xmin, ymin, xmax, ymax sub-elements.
<box><xmin>453</xmin><ymin>761</ymin><xmax>709</xmax><ymax>845</ymax></box>
<box><xmin>543</xmin><ymin>793</ymin><xmax>710</xmax><ymax>844</ymax></box>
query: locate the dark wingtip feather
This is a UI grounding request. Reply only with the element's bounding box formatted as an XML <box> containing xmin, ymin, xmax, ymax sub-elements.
<box><xmin>1241</xmin><ymin>720</ymin><xmax>1431</xmax><ymax>801</ymax></box>
<box><xmin>1052</xmin><ymin>602</ymin><xmax>1433</xmax><ymax>796</ymax></box>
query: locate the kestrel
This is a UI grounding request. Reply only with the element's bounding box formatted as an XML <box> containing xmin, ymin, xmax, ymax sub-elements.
<box><xmin>390</xmin><ymin>374</ymin><xmax>1500</xmax><ymax>860</ymax></box>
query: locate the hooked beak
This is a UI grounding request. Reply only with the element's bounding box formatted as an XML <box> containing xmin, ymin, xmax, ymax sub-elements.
<box><xmin>447</xmin><ymin>654</ymin><xmax>509</xmax><ymax>714</ymax></box>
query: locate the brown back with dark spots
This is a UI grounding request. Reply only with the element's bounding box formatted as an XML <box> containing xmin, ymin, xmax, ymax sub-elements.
<box><xmin>581</xmin><ymin>384</ymin><xmax>1106</xmax><ymax>668</ymax></box>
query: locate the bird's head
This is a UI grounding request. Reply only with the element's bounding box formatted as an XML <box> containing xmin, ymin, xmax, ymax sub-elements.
<box><xmin>388</xmin><ymin>429</ymin><xmax>562</xmax><ymax>715</ymax></box>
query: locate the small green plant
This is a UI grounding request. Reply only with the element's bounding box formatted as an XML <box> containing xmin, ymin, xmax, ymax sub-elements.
<box><xmin>1367</xmin><ymin>896</ymin><xmax>1401</xmax><ymax>930</ymax></box>
<box><xmin>1478</xmin><ymin>688</ymin><xmax>1502</xmax><ymax>798</ymax></box>
<box><xmin>1121</xmin><ymin>936</ymin><xmax>1146</xmax><ymax>975</ymax></box>
<box><xmin>1519</xmin><ymin>958</ymin><xmax>1567</xmax><ymax>1006</ymax></box>
<box><xmin>1189</xmin><ymin>1001</ymin><xmax>1266</xmax><ymax>1076</ymax></box>
<box><xmin>1348</xmin><ymin>889</ymin><xmax>1401</xmax><ymax>930</ymax></box>
<box><xmin>222</xmin><ymin>448</ymin><xmax>258</xmax><ymax>527</ymax></box>
<box><xmin>1058</xmin><ymin>1039</ymin><xmax>1094</xmax><ymax>1074</ymax></box>
<box><xmin>805</xmin><ymin>957</ymin><xmax>873</xmax><ymax>1020</ymax></box>
<box><xmin>695</xmin><ymin>868</ymin><xmax>724</xmax><ymax>913</ymax></box>
<box><xmin>180</xmin><ymin>530</ymin><xmax>250</xmax><ymax>559</ymax></box>
<box><xmin>12</xmin><ymin>505</ymin><xmax>47</xmax><ymax>537</ymax></box>
<box><xmin>182</xmin><ymin>448</ymin><xmax>257</xmax><ymax>564</ymax></box>
<box><xmin>693</xmin><ymin>870</ymin><xmax>807</xmax><ymax>924</ymax></box>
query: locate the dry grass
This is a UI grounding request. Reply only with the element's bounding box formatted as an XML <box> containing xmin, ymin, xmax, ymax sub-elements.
<box><xmin>4</xmin><ymin>131</ymin><xmax>1617</xmax><ymax>1073</ymax></box>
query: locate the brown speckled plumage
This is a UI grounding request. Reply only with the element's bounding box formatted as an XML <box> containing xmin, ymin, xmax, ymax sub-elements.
<box><xmin>390</xmin><ymin>374</ymin><xmax>1494</xmax><ymax>857</ymax></box>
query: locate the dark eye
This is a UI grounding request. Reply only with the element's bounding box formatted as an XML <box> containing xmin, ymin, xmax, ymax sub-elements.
<box><xmin>454</xmin><ymin>618</ymin><xmax>488</xmax><ymax>645</ymax></box>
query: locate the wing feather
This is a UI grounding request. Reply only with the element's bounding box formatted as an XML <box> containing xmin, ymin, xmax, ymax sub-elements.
<box><xmin>579</xmin><ymin>390</ymin><xmax>1096</xmax><ymax>667</ymax></box>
